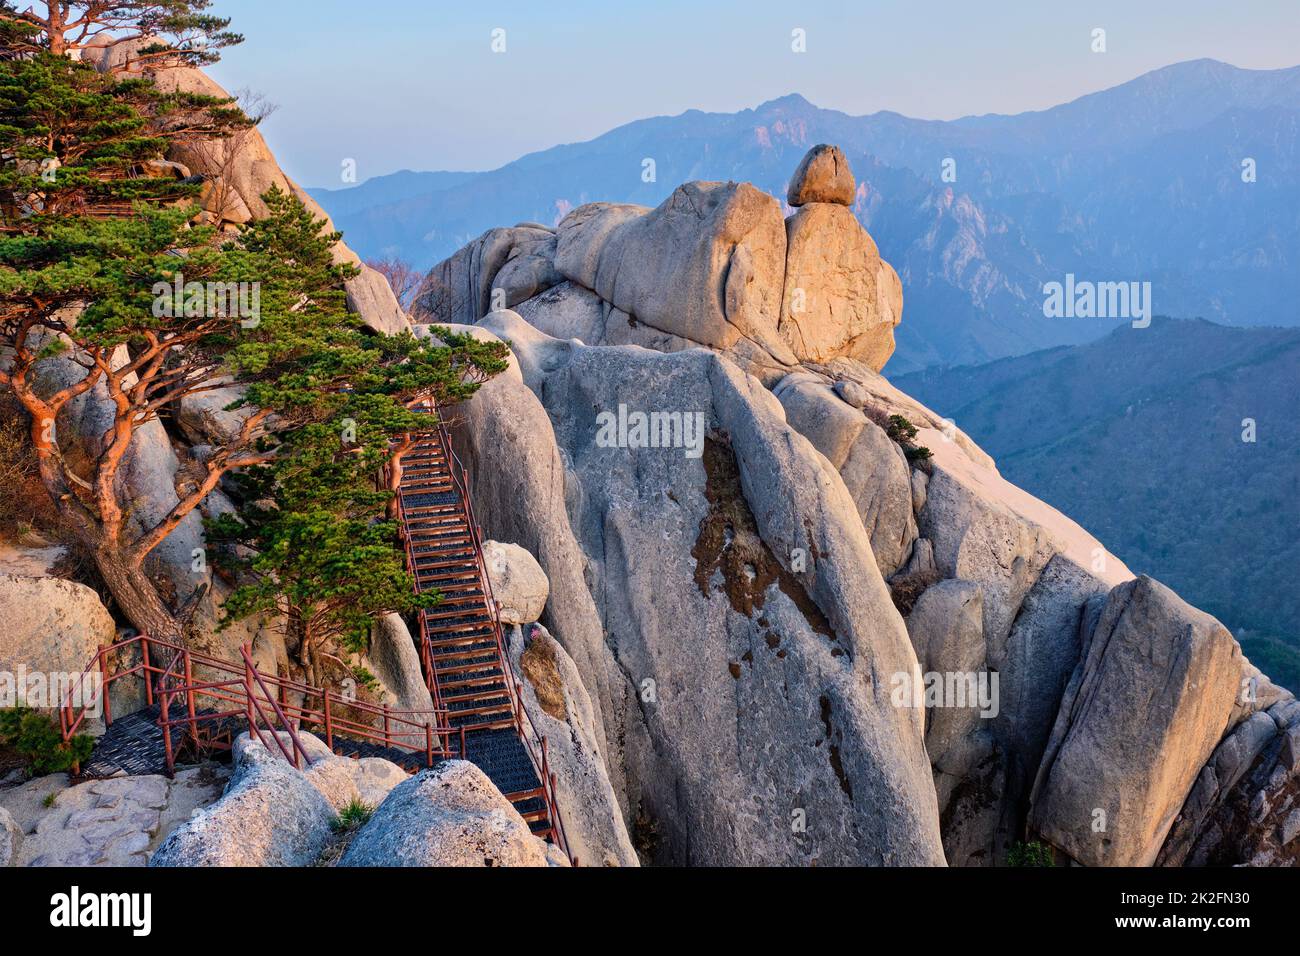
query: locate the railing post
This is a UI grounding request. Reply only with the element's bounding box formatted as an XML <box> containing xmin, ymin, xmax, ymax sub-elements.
<box><xmin>98</xmin><ymin>645</ymin><xmax>112</xmax><ymax>727</ymax></box>
<box><xmin>141</xmin><ymin>636</ymin><xmax>153</xmax><ymax>707</ymax></box>
<box><xmin>244</xmin><ymin>652</ymin><xmax>256</xmax><ymax>737</ymax></box>
<box><xmin>425</xmin><ymin>723</ymin><xmax>433</xmax><ymax>767</ymax></box>
<box><xmin>183</xmin><ymin>651</ymin><xmax>197</xmax><ymax>744</ymax></box>
<box><xmin>383</xmin><ymin>704</ymin><xmax>391</xmax><ymax>745</ymax></box>
<box><xmin>161</xmin><ymin>688</ymin><xmax>175</xmax><ymax>778</ymax></box>
<box><xmin>323</xmin><ymin>691</ymin><xmax>333</xmax><ymax>751</ymax></box>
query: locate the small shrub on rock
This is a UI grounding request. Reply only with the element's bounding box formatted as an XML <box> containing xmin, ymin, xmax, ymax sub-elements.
<box><xmin>1006</xmin><ymin>840</ymin><xmax>1055</xmax><ymax>867</ymax></box>
<box><xmin>0</xmin><ymin>706</ymin><xmax>93</xmax><ymax>776</ymax></box>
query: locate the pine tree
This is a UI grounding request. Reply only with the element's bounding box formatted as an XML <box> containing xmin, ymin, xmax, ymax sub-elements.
<box><xmin>0</xmin><ymin>51</ymin><xmax>508</xmax><ymax>652</ymax></box>
<box><xmin>0</xmin><ymin>51</ymin><xmax>248</xmax><ymax>219</ymax></box>
<box><xmin>0</xmin><ymin>2</ymin><xmax>241</xmax><ymax>67</ymax></box>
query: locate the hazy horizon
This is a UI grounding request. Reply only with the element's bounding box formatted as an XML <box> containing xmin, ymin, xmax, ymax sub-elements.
<box><xmin>207</xmin><ymin>0</ymin><xmax>1300</xmax><ymax>187</ymax></box>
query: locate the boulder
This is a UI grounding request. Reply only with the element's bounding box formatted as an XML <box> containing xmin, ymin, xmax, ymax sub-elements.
<box><xmin>1029</xmin><ymin>576</ymin><xmax>1245</xmax><ymax>866</ymax></box>
<box><xmin>0</xmin><ymin>807</ymin><xmax>19</xmax><ymax>867</ymax></box>
<box><xmin>364</xmin><ymin>614</ymin><xmax>436</xmax><ymax>715</ymax></box>
<box><xmin>491</xmin><ymin>230</ymin><xmax>564</xmax><ymax>308</ymax></box>
<box><xmin>150</xmin><ymin>733</ymin><xmax>335</xmax><ymax>867</ymax></box>
<box><xmin>508</xmin><ymin>624</ymin><xmax>638</xmax><ymax>866</ymax></box>
<box><xmin>482</xmin><ymin>540</ymin><xmax>549</xmax><ymax>625</ymax></box>
<box><xmin>781</xmin><ymin>202</ymin><xmax>903</xmax><ymax>369</ymax></box>
<box><xmin>787</xmin><ymin>144</ymin><xmax>856</xmax><ymax>206</ymax></box>
<box><xmin>338</xmin><ymin>761</ymin><xmax>561</xmax><ymax>867</ymax></box>
<box><xmin>513</xmin><ymin>280</ymin><xmax>609</xmax><ymax>345</ymax></box>
<box><xmin>553</xmin><ymin>183</ymin><xmax>794</xmax><ymax>368</ymax></box>
<box><xmin>0</xmin><ymin>574</ymin><xmax>116</xmax><ymax>702</ymax></box>
<box><xmin>177</xmin><ymin>381</ymin><xmax>251</xmax><ymax>446</ymax></box>
<box><xmin>834</xmin><ymin>378</ymin><xmax>870</xmax><ymax>409</ymax></box>
<box><xmin>345</xmin><ymin>265</ymin><xmax>411</xmax><ymax>336</ymax></box>
<box><xmin>839</xmin><ymin>421</ymin><xmax>919</xmax><ymax>578</ymax></box>
<box><xmin>414</xmin><ymin>225</ymin><xmax>556</xmax><ymax>326</ymax></box>
<box><xmin>349</xmin><ymin>758</ymin><xmax>412</xmax><ymax>809</ymax></box>
<box><xmin>773</xmin><ymin>372</ymin><xmax>865</xmax><ymax>469</ymax></box>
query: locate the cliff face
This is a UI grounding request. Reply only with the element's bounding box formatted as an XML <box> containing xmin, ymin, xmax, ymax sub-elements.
<box><xmin>420</xmin><ymin>146</ymin><xmax>1299</xmax><ymax>867</ymax></box>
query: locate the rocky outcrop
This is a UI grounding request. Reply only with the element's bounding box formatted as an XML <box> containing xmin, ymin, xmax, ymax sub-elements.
<box><xmin>508</xmin><ymin>624</ymin><xmax>638</xmax><ymax>866</ymax></box>
<box><xmin>1029</xmin><ymin>577</ymin><xmax>1245</xmax><ymax>866</ymax></box>
<box><xmin>177</xmin><ymin>381</ymin><xmax>250</xmax><ymax>446</ymax></box>
<box><xmin>772</xmin><ymin>371</ymin><xmax>917</xmax><ymax>576</ymax></box>
<box><xmin>345</xmin><ymin>265</ymin><xmax>412</xmax><ymax>336</ymax></box>
<box><xmin>338</xmin><ymin>761</ymin><xmax>564</xmax><ymax>867</ymax></box>
<box><xmin>455</xmin><ymin>310</ymin><xmax>945</xmax><ymax>866</ymax></box>
<box><xmin>1159</xmin><ymin>697</ymin><xmax>1300</xmax><ymax>866</ymax></box>
<box><xmin>417</xmin><ymin>146</ymin><xmax>906</xmax><ymax>381</ymax></box>
<box><xmin>414</xmin><ymin>224</ymin><xmax>560</xmax><ymax>326</ymax></box>
<box><xmin>554</xmin><ymin>183</ymin><xmax>791</xmax><ymax>362</ymax></box>
<box><xmin>905</xmin><ymin>580</ymin><xmax>988</xmax><ymax>821</ymax></box>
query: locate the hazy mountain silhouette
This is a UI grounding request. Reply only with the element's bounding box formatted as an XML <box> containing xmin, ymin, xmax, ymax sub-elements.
<box><xmin>312</xmin><ymin>59</ymin><xmax>1300</xmax><ymax>372</ymax></box>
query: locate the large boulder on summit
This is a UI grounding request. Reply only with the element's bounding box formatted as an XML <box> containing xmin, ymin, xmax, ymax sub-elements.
<box><xmin>781</xmin><ymin>202</ymin><xmax>903</xmax><ymax>368</ymax></box>
<box><xmin>444</xmin><ymin>148</ymin><xmax>906</xmax><ymax>376</ymax></box>
<box><xmin>339</xmin><ymin>761</ymin><xmax>564</xmax><ymax>867</ymax></box>
<box><xmin>787</xmin><ymin>144</ymin><xmax>856</xmax><ymax>206</ymax></box>
<box><xmin>454</xmin><ymin>311</ymin><xmax>945</xmax><ymax>866</ymax></box>
<box><xmin>553</xmin><ymin>183</ymin><xmax>796</xmax><ymax>368</ymax></box>
<box><xmin>1029</xmin><ymin>576</ymin><xmax>1245</xmax><ymax>866</ymax></box>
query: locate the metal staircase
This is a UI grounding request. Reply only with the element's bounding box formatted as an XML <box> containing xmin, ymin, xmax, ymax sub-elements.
<box><xmin>393</xmin><ymin>416</ymin><xmax>572</xmax><ymax>858</ymax></box>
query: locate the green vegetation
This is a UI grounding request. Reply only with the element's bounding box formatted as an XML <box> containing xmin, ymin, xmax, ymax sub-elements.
<box><xmin>0</xmin><ymin>706</ymin><xmax>93</xmax><ymax>776</ymax></box>
<box><xmin>0</xmin><ymin>39</ymin><xmax>508</xmax><ymax>680</ymax></box>
<box><xmin>885</xmin><ymin>414</ymin><xmax>933</xmax><ymax>466</ymax></box>
<box><xmin>1005</xmin><ymin>840</ymin><xmax>1055</xmax><ymax>867</ymax></box>
<box><xmin>332</xmin><ymin>798</ymin><xmax>374</xmax><ymax>832</ymax></box>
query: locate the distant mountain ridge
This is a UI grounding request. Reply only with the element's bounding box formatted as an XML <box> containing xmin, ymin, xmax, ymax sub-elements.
<box><xmin>893</xmin><ymin>317</ymin><xmax>1300</xmax><ymax>690</ymax></box>
<box><xmin>310</xmin><ymin>59</ymin><xmax>1300</xmax><ymax>372</ymax></box>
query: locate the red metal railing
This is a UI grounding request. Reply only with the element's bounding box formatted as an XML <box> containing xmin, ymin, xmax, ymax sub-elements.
<box><xmin>437</xmin><ymin>418</ymin><xmax>572</xmax><ymax>858</ymax></box>
<box><xmin>60</xmin><ymin>635</ymin><xmax>460</xmax><ymax>776</ymax></box>
<box><xmin>385</xmin><ymin>402</ymin><xmax>573</xmax><ymax>863</ymax></box>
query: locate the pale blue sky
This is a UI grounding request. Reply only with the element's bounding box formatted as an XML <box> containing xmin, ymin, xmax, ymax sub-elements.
<box><xmin>205</xmin><ymin>0</ymin><xmax>1300</xmax><ymax>187</ymax></box>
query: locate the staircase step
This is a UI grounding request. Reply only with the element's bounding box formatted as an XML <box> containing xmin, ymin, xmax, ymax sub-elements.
<box><xmin>431</xmin><ymin>660</ymin><xmax>501</xmax><ymax>676</ymax></box>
